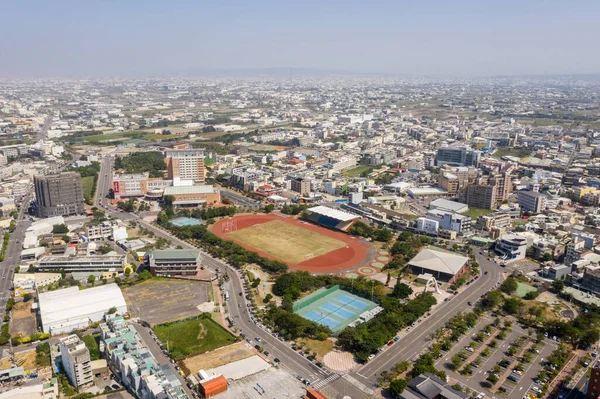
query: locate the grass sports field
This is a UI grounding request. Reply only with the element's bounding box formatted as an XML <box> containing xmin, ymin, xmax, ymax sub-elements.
<box><xmin>226</xmin><ymin>219</ymin><xmax>346</xmax><ymax>264</ymax></box>
<box><xmin>153</xmin><ymin>316</ymin><xmax>237</xmax><ymax>360</ymax></box>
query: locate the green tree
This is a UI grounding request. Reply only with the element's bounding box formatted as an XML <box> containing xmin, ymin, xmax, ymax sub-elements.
<box><xmin>552</xmin><ymin>279</ymin><xmax>565</xmax><ymax>293</ymax></box>
<box><xmin>500</xmin><ymin>277</ymin><xmax>519</xmax><ymax>294</ymax></box>
<box><xmin>52</xmin><ymin>224</ymin><xmax>69</xmax><ymax>234</ymax></box>
<box><xmin>388</xmin><ymin>379</ymin><xmax>408</xmax><ymax>398</ymax></box>
<box><xmin>163</xmin><ymin>195</ymin><xmax>175</xmax><ymax>208</ymax></box>
<box><xmin>392</xmin><ymin>281</ymin><xmax>413</xmax><ymax>299</ymax></box>
<box><xmin>87</xmin><ymin>275</ymin><xmax>96</xmax><ymax>286</ymax></box>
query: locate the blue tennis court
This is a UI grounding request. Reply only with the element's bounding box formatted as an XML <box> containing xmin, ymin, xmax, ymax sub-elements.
<box><xmin>171</xmin><ymin>217</ymin><xmax>203</xmax><ymax>227</ymax></box>
<box><xmin>294</xmin><ymin>286</ymin><xmax>379</xmax><ymax>334</ymax></box>
<box><xmin>319</xmin><ymin>303</ymin><xmax>355</xmax><ymax>319</ymax></box>
<box><xmin>304</xmin><ymin>310</ymin><xmax>340</xmax><ymax>329</ymax></box>
<box><xmin>334</xmin><ymin>294</ymin><xmax>369</xmax><ymax>311</ymax></box>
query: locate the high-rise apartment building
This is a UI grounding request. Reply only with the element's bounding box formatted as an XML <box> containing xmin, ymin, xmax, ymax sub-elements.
<box><xmin>462</xmin><ymin>172</ymin><xmax>511</xmax><ymax>210</ymax></box>
<box><xmin>165</xmin><ymin>149</ymin><xmax>206</xmax><ymax>185</ymax></box>
<box><xmin>59</xmin><ymin>335</ymin><xmax>93</xmax><ymax>388</ymax></box>
<box><xmin>34</xmin><ymin>172</ymin><xmax>84</xmax><ymax>218</ymax></box>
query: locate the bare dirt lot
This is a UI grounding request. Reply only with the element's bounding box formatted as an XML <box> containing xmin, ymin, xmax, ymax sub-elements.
<box><xmin>10</xmin><ymin>300</ymin><xmax>36</xmax><ymax>337</ymax></box>
<box><xmin>180</xmin><ymin>341</ymin><xmax>254</xmax><ymax>376</ymax></box>
<box><xmin>0</xmin><ymin>349</ymin><xmax>36</xmax><ymax>371</ymax></box>
<box><xmin>123</xmin><ymin>278</ymin><xmax>211</xmax><ymax>326</ymax></box>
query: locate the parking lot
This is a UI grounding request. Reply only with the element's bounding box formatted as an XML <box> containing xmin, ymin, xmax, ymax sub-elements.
<box><xmin>437</xmin><ymin>316</ymin><xmax>557</xmax><ymax>399</ymax></box>
<box><xmin>123</xmin><ymin>279</ymin><xmax>211</xmax><ymax>325</ymax></box>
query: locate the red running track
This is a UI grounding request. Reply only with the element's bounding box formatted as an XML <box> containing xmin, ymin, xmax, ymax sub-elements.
<box><xmin>211</xmin><ymin>214</ymin><xmax>373</xmax><ymax>273</ymax></box>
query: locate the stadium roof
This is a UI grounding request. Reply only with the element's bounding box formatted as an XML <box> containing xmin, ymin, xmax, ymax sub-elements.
<box><xmin>408</xmin><ymin>247</ymin><xmax>469</xmax><ymax>276</ymax></box>
<box><xmin>308</xmin><ymin>205</ymin><xmax>360</xmax><ymax>222</ymax></box>
<box><xmin>38</xmin><ymin>284</ymin><xmax>127</xmax><ymax>329</ymax></box>
<box><xmin>164</xmin><ymin>185</ymin><xmax>217</xmax><ymax>195</ymax></box>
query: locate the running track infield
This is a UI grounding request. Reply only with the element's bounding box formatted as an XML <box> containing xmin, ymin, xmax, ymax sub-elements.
<box><xmin>211</xmin><ymin>214</ymin><xmax>374</xmax><ymax>273</ymax></box>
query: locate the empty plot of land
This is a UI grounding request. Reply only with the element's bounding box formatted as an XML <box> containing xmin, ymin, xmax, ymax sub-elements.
<box><xmin>153</xmin><ymin>316</ymin><xmax>237</xmax><ymax>360</ymax></box>
<box><xmin>226</xmin><ymin>220</ymin><xmax>346</xmax><ymax>264</ymax></box>
<box><xmin>181</xmin><ymin>341</ymin><xmax>254</xmax><ymax>376</ymax></box>
<box><xmin>123</xmin><ymin>279</ymin><xmax>211</xmax><ymax>325</ymax></box>
<box><xmin>10</xmin><ymin>301</ymin><xmax>37</xmax><ymax>337</ymax></box>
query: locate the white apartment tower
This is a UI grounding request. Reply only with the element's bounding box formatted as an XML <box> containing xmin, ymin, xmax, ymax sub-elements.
<box><xmin>59</xmin><ymin>335</ymin><xmax>93</xmax><ymax>387</ymax></box>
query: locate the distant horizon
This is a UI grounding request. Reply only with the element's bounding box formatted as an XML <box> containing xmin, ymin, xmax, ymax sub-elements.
<box><xmin>1</xmin><ymin>1</ymin><xmax>599</xmax><ymax>78</ymax></box>
<box><xmin>2</xmin><ymin>69</ymin><xmax>600</xmax><ymax>80</ymax></box>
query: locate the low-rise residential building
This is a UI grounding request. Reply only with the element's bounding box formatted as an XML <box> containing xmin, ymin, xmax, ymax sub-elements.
<box><xmin>13</xmin><ymin>273</ymin><xmax>61</xmax><ymax>297</ymax></box>
<box><xmin>425</xmin><ymin>209</ymin><xmax>472</xmax><ymax>235</ymax></box>
<box><xmin>580</xmin><ymin>266</ymin><xmax>600</xmax><ymax>295</ymax></box>
<box><xmin>566</xmin><ymin>238</ymin><xmax>587</xmax><ymax>264</ymax></box>
<box><xmin>475</xmin><ymin>212</ymin><xmax>512</xmax><ymax>231</ymax></box>
<box><xmin>85</xmin><ymin>221</ymin><xmax>128</xmax><ymax>242</ymax></box>
<box><xmin>416</xmin><ymin>217</ymin><xmax>440</xmax><ymax>235</ymax></box>
<box><xmin>547</xmin><ymin>265</ymin><xmax>570</xmax><ymax>280</ymax></box>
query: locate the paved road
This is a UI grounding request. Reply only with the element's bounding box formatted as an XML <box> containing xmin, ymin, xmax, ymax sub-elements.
<box><xmin>0</xmin><ymin>195</ymin><xmax>31</xmax><ymax>330</ymax></box>
<box><xmin>349</xmin><ymin>251</ymin><xmax>506</xmax><ymax>388</ymax></box>
<box><xmin>97</xmin><ymin>156</ymin><xmax>113</xmax><ymax>208</ymax></box>
<box><xmin>37</xmin><ymin>114</ymin><xmax>53</xmax><ymax>142</ymax></box>
<box><xmin>219</xmin><ymin>188</ymin><xmax>261</xmax><ymax>208</ymax></box>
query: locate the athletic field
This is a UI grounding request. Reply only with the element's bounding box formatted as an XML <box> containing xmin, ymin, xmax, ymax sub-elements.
<box><xmin>211</xmin><ymin>214</ymin><xmax>373</xmax><ymax>273</ymax></box>
<box><xmin>226</xmin><ymin>219</ymin><xmax>346</xmax><ymax>264</ymax></box>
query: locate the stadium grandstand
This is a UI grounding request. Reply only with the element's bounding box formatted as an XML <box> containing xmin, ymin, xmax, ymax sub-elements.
<box><xmin>305</xmin><ymin>205</ymin><xmax>361</xmax><ymax>232</ymax></box>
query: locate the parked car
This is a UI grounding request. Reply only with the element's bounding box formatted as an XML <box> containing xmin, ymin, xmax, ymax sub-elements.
<box><xmin>507</xmin><ymin>375</ymin><xmax>519</xmax><ymax>383</ymax></box>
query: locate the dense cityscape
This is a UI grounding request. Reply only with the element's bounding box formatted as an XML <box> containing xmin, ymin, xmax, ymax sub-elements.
<box><xmin>1</xmin><ymin>1</ymin><xmax>600</xmax><ymax>399</ymax></box>
<box><xmin>0</xmin><ymin>75</ymin><xmax>599</xmax><ymax>399</ymax></box>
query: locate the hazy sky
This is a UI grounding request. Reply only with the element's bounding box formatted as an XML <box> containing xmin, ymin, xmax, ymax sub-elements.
<box><xmin>1</xmin><ymin>0</ymin><xmax>599</xmax><ymax>77</ymax></box>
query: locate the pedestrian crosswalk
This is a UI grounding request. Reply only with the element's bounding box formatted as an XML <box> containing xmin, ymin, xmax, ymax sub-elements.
<box><xmin>312</xmin><ymin>373</ymin><xmax>340</xmax><ymax>389</ymax></box>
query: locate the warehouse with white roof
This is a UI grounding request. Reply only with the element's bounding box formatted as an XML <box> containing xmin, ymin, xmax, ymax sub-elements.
<box><xmin>38</xmin><ymin>284</ymin><xmax>127</xmax><ymax>334</ymax></box>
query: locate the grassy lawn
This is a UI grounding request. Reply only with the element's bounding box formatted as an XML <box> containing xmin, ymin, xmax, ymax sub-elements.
<box><xmin>153</xmin><ymin>316</ymin><xmax>237</xmax><ymax>360</ymax></box>
<box><xmin>463</xmin><ymin>207</ymin><xmax>494</xmax><ymax>219</ymax></box>
<box><xmin>80</xmin><ymin>335</ymin><xmax>100</xmax><ymax>360</ymax></box>
<box><xmin>515</xmin><ymin>282</ymin><xmax>537</xmax><ymax>298</ymax></box>
<box><xmin>296</xmin><ymin>338</ymin><xmax>333</xmax><ymax>359</ymax></box>
<box><xmin>492</xmin><ymin>148</ymin><xmax>532</xmax><ymax>160</ymax></box>
<box><xmin>81</xmin><ymin>176</ymin><xmax>96</xmax><ymax>203</ymax></box>
<box><xmin>344</xmin><ymin>165</ymin><xmax>372</xmax><ymax>177</ymax></box>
